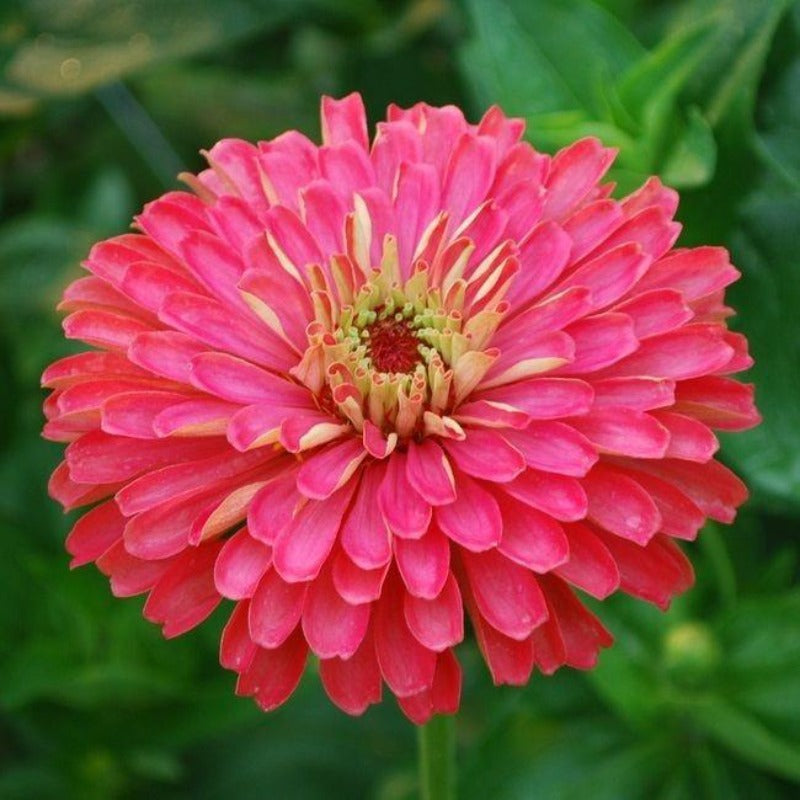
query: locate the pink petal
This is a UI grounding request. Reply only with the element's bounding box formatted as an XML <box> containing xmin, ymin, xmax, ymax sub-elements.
<box><xmin>442</xmin><ymin>133</ymin><xmax>497</xmax><ymax>226</ymax></box>
<box><xmin>362</xmin><ymin>420</ymin><xmax>397</xmax><ymax>459</ymax></box>
<box><xmin>673</xmin><ymin>376</ymin><xmax>760</xmax><ymax>431</ymax></box>
<box><xmin>403</xmin><ymin>574</ymin><xmax>464</xmax><ymax>652</ymax></box>
<box><xmin>621</xmin><ymin>176</ymin><xmax>678</xmax><ymax>218</ymax></box>
<box><xmin>531</xmin><ymin>614</ymin><xmax>567</xmax><ymax>675</ymax></box>
<box><xmin>297</xmin><ymin>437</ymin><xmax>366</xmax><ymax>500</ymax></box>
<box><xmin>48</xmin><ymin>461</ymin><xmax>119</xmax><ymax>511</ymax></box>
<box><xmin>503</xmin><ymin>469</ymin><xmax>588</xmax><ymax>522</ymax></box>
<box><xmin>101</xmin><ymin>390</ymin><xmax>192</xmax><ymax>438</ymax></box>
<box><xmin>272</xmin><ymin>480</ymin><xmax>357</xmax><ymax>582</ymax></box>
<box><xmin>614</xmin><ymin>468</ymin><xmax>705</xmax><ymax>540</ymax></box>
<box><xmin>279</xmin><ymin>412</ymin><xmax>350</xmax><ymax>453</ymax></box>
<box><xmin>507</xmin><ymin>221</ymin><xmax>572</xmax><ymax>308</ymax></box>
<box><xmin>543</xmin><ymin>138</ymin><xmax>616</xmax><ymax>220</ymax></box>
<box><xmin>143</xmin><ymin>540</ymin><xmax>224</xmax><ymax>638</ymax></box>
<box><xmin>596</xmin><ymin>531</ymin><xmax>694</xmax><ymax>609</ymax></box>
<box><xmin>236</xmin><ymin>628</ymin><xmax>308</xmax><ymax>711</ymax></box>
<box><xmin>123</xmin><ymin>481</ymin><xmax>236</xmax><ymax>559</ymax></box>
<box><xmin>159</xmin><ymin>291</ymin><xmax>291</xmax><ymax>371</ymax></box>
<box><xmin>179</xmin><ymin>229</ymin><xmax>247</xmax><ymax>310</ymax></box>
<box><xmin>337</xmin><ymin>464</ymin><xmax>391</xmax><ymax>570</ymax></box>
<box><xmin>636</xmin><ymin>246</ymin><xmax>739</xmax><ymax>301</ymax></box>
<box><xmin>465</xmin><ymin>586</ymin><xmax>535</xmax><ymax>685</ymax></box>
<box><xmin>203</xmin><ymin>138</ymin><xmax>268</xmax><ymax>213</ymax></box>
<box><xmin>64</xmin><ymin>308</ymin><xmax>153</xmax><ymax>351</ymax></box>
<box><xmin>320</xmin><ymin>140</ymin><xmax>375</xmax><ymax>197</ymax></box>
<box><xmin>66</xmin><ymin>500</ymin><xmax>126</xmax><ymax>568</ymax></box>
<box><xmin>504</xmin><ymin>422</ymin><xmax>598</xmax><ymax>477</ymax></box>
<box><xmin>435</xmin><ymin>472</ymin><xmax>502</xmax><ymax>551</ymax></box>
<box><xmin>537</xmin><ymin>575</ymin><xmax>613</xmax><ymax>669</ymax></box>
<box><xmin>582</xmin><ymin>464</ymin><xmax>662</xmax><ymax>545</ymax></box>
<box><xmin>476</xmin><ymin>377</ymin><xmax>594</xmax><ymax>420</ymax></box>
<box><xmin>461</xmin><ymin>548</ymin><xmax>548</xmax><ymax>640</ymax></box>
<box><xmin>498</xmin><ymin>494</ymin><xmax>569</xmax><ymax>572</ymax></box>
<box><xmin>406</xmin><ymin>439</ymin><xmax>457</xmax><ymax>505</ymax></box>
<box><xmin>568</xmin><ymin>407</ymin><xmax>670</xmax><ymax>458</ymax></box>
<box><xmin>134</xmin><ymin>192</ymin><xmax>210</xmax><ymax>256</ymax></box>
<box><xmin>397</xmin><ymin>650</ymin><xmax>462</xmax><ymax>725</ymax></box>
<box><xmin>119</xmin><ymin>261</ymin><xmax>202</xmax><ymax>314</ymax></box>
<box><xmin>555</xmin><ymin>522</ymin><xmax>620</xmax><ymax>599</ymax></box>
<box><xmin>629</xmin><ymin>458</ymin><xmax>748</xmax><ymax>524</ymax></box>
<box><xmin>562</xmin><ymin>199</ymin><xmax>624</xmax><ymax>261</ymax></box>
<box><xmin>375</xmin><ymin>572</ymin><xmax>437</xmax><ymax>697</ymax></box>
<box><xmin>117</xmin><ymin>448</ymin><xmax>275</xmax><ymax>515</ymax></box>
<box><xmin>226</xmin><ymin>402</ymin><xmax>299</xmax><ymax>451</ymax></box>
<box><xmin>331</xmin><ymin>550</ymin><xmax>388</xmax><ymax>604</ymax></box>
<box><xmin>394</xmin><ymin>526</ymin><xmax>451</xmax><ymax>599</ymax></box>
<box><xmin>557</xmin><ymin>312</ymin><xmax>639</xmax><ymax>374</ymax></box>
<box><xmin>299</xmin><ymin>180</ymin><xmax>347</xmax><ymax>257</ymax></box>
<box><xmin>42</xmin><ymin>350</ymin><xmax>149</xmax><ymax>389</ymax></box>
<box><xmin>248</xmin><ymin>472</ymin><xmax>302</xmax><ymax>545</ymax></box>
<box><xmin>599</xmin><ymin>206</ymin><xmax>681</xmax><ymax>261</ymax></box>
<box><xmin>96</xmin><ymin>540</ymin><xmax>175</xmax><ymax>597</ymax></box>
<box><xmin>613</xmin><ymin>288</ymin><xmax>693</xmax><ymax>339</ymax></box>
<box><xmin>248</xmin><ymin>568</ymin><xmax>307</xmax><ymax>648</ymax></box>
<box><xmin>453</xmin><ymin>400</ymin><xmax>531</xmax><ymax>430</ymax></box>
<box><xmin>220</xmin><ymin>601</ymin><xmax>257</xmax><ymax>673</ymax></box>
<box><xmin>554</xmin><ymin>243</ymin><xmax>651</xmax><ymax>311</ymax></box>
<box><xmin>442</xmin><ymin>429</ymin><xmax>525</xmax><ymax>483</ymax></box>
<box><xmin>189</xmin><ymin>351</ymin><xmax>308</xmax><ymax>406</ymax></box>
<box><xmin>378</xmin><ymin>451</ymin><xmax>432</xmax><ymax>539</ymax></box>
<box><xmin>604</xmin><ymin>323</ymin><xmax>735</xmax><ymax>380</ymax></box>
<box><xmin>370</xmin><ymin>119</ymin><xmax>423</xmax><ymax>194</ymax></box>
<box><xmin>497</xmin><ymin>286</ymin><xmax>592</xmax><ymax>344</ymax></box>
<box><xmin>258</xmin><ymin>130</ymin><xmax>319</xmax><ymax>210</ymax></box>
<box><xmin>592</xmin><ymin>376</ymin><xmax>675</xmax><ymax>410</ymax></box>
<box><xmin>302</xmin><ymin>565</ymin><xmax>370</xmax><ymax>659</ymax></box>
<box><xmin>482</xmin><ymin>330</ymin><xmax>574</xmax><ymax>389</ymax></box>
<box><xmin>319</xmin><ymin>626</ymin><xmax>382</xmax><ymax>716</ymax></box>
<box><xmin>653</xmin><ymin>410</ymin><xmax>719</xmax><ymax>462</ymax></box>
<box><xmin>66</xmin><ymin>431</ymin><xmax>224</xmax><ymax>484</ymax></box>
<box><xmin>214</xmin><ymin>528</ymin><xmax>272</xmax><ymax>600</ymax></box>
<box><xmin>239</xmin><ymin>262</ymin><xmax>312</xmax><ymax>351</ymax></box>
<box><xmin>128</xmin><ymin>330</ymin><xmax>207</xmax><ymax>384</ymax></box>
<box><xmin>394</xmin><ymin>162</ymin><xmax>441</xmax><ymax>274</ymax></box>
<box><xmin>266</xmin><ymin>205</ymin><xmax>323</xmax><ymax>273</ymax></box>
<box><xmin>153</xmin><ymin>397</ymin><xmax>235</xmax><ymax>437</ymax></box>
<box><xmin>321</xmin><ymin>93</ymin><xmax>369</xmax><ymax>150</ymax></box>
<box><xmin>206</xmin><ymin>195</ymin><xmax>264</xmax><ymax>252</ymax></box>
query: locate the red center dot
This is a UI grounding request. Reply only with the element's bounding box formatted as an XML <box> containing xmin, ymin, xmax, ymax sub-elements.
<box><xmin>367</xmin><ymin>317</ymin><xmax>421</xmax><ymax>373</ymax></box>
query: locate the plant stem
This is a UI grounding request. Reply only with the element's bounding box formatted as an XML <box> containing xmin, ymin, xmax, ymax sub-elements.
<box><xmin>417</xmin><ymin>714</ymin><xmax>456</xmax><ymax>800</ymax></box>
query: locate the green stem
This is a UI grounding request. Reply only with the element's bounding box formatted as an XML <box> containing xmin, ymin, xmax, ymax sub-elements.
<box><xmin>417</xmin><ymin>714</ymin><xmax>456</xmax><ymax>800</ymax></box>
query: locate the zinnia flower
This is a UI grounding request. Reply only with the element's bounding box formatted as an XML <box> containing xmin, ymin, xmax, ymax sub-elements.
<box><xmin>43</xmin><ymin>93</ymin><xmax>759</xmax><ymax>724</ymax></box>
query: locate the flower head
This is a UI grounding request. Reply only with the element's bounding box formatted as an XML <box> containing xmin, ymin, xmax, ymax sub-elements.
<box><xmin>43</xmin><ymin>94</ymin><xmax>759</xmax><ymax>723</ymax></box>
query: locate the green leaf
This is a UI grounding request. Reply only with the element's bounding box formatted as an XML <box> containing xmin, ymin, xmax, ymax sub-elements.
<box><xmin>678</xmin><ymin>696</ymin><xmax>800</xmax><ymax>782</ymax></box>
<box><xmin>667</xmin><ymin>0</ymin><xmax>793</xmax><ymax>126</ymax></box>
<box><xmin>725</xmin><ymin>190</ymin><xmax>800</xmax><ymax>505</ymax></box>
<box><xmin>3</xmin><ymin>0</ymin><xmax>308</xmax><ymax>96</ymax></box>
<box><xmin>660</xmin><ymin>106</ymin><xmax>717</xmax><ymax>187</ymax></box>
<box><xmin>460</xmin><ymin>0</ymin><xmax>644</xmax><ymax>119</ymax></box>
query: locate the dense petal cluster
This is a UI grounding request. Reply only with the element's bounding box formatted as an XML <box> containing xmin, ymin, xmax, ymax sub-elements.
<box><xmin>43</xmin><ymin>94</ymin><xmax>759</xmax><ymax>723</ymax></box>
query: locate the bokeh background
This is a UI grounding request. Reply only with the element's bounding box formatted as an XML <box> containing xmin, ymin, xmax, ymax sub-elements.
<box><xmin>1</xmin><ymin>0</ymin><xmax>799</xmax><ymax>797</ymax></box>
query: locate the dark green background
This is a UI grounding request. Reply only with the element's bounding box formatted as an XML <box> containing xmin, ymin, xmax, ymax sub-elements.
<box><xmin>1</xmin><ymin>1</ymin><xmax>799</xmax><ymax>797</ymax></box>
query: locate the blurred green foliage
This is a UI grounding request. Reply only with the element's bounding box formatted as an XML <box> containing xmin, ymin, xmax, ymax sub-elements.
<box><xmin>1</xmin><ymin>0</ymin><xmax>799</xmax><ymax>797</ymax></box>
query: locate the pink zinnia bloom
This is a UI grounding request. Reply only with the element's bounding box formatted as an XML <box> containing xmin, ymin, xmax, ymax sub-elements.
<box><xmin>43</xmin><ymin>94</ymin><xmax>759</xmax><ymax>724</ymax></box>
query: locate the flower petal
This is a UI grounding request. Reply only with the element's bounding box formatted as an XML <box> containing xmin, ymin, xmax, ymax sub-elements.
<box><xmin>404</xmin><ymin>573</ymin><xmax>464</xmax><ymax>652</ymax></box>
<box><xmin>435</xmin><ymin>473</ymin><xmax>502</xmax><ymax>551</ymax></box>
<box><xmin>302</xmin><ymin>565</ymin><xmax>370</xmax><ymax>659</ymax></box>
<box><xmin>272</xmin><ymin>480</ymin><xmax>357</xmax><ymax>583</ymax></box>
